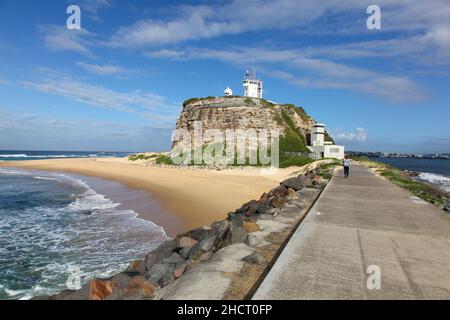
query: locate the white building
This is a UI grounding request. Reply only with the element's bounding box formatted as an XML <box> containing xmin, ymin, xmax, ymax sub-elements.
<box><xmin>243</xmin><ymin>68</ymin><xmax>263</xmax><ymax>99</ymax></box>
<box><xmin>224</xmin><ymin>86</ymin><xmax>233</xmax><ymax>96</ymax></box>
<box><xmin>308</xmin><ymin>123</ymin><xmax>345</xmax><ymax>159</ymax></box>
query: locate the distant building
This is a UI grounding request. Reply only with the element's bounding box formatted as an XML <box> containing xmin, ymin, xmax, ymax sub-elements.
<box><xmin>243</xmin><ymin>65</ymin><xmax>263</xmax><ymax>99</ymax></box>
<box><xmin>224</xmin><ymin>86</ymin><xmax>233</xmax><ymax>96</ymax></box>
<box><xmin>308</xmin><ymin>123</ymin><xmax>345</xmax><ymax>159</ymax></box>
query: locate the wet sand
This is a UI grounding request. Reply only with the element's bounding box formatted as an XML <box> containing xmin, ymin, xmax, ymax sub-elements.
<box><xmin>71</xmin><ymin>173</ymin><xmax>184</xmax><ymax>237</ymax></box>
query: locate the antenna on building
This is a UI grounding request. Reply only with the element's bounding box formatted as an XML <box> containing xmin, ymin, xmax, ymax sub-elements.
<box><xmin>243</xmin><ymin>58</ymin><xmax>263</xmax><ymax>99</ymax></box>
<box><xmin>251</xmin><ymin>58</ymin><xmax>256</xmax><ymax>79</ymax></box>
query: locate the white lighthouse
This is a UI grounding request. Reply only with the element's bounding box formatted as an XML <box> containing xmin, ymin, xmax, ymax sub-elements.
<box><xmin>308</xmin><ymin>123</ymin><xmax>345</xmax><ymax>159</ymax></box>
<box><xmin>224</xmin><ymin>86</ymin><xmax>233</xmax><ymax>96</ymax></box>
<box><xmin>311</xmin><ymin>123</ymin><xmax>325</xmax><ymax>147</ymax></box>
<box><xmin>243</xmin><ymin>64</ymin><xmax>263</xmax><ymax>99</ymax></box>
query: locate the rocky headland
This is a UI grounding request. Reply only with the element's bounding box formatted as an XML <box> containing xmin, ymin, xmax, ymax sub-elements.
<box><xmin>172</xmin><ymin>96</ymin><xmax>334</xmax><ymax>167</ymax></box>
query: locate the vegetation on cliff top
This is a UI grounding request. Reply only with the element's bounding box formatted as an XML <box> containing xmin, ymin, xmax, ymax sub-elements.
<box><xmin>182</xmin><ymin>96</ymin><xmax>217</xmax><ymax>107</ymax></box>
<box><xmin>280</xmin><ymin>103</ymin><xmax>310</xmax><ymax>122</ymax></box>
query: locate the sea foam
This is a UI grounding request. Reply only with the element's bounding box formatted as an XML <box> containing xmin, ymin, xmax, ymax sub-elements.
<box><xmin>0</xmin><ymin>169</ymin><xmax>168</xmax><ymax>300</ymax></box>
<box><xmin>418</xmin><ymin>172</ymin><xmax>450</xmax><ymax>192</ymax></box>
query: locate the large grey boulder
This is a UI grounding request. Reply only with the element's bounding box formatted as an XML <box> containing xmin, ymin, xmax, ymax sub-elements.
<box><xmin>159</xmin><ymin>273</ymin><xmax>175</xmax><ymax>288</ymax></box>
<box><xmin>161</xmin><ymin>252</ymin><xmax>186</xmax><ymax>265</ymax></box>
<box><xmin>145</xmin><ymin>263</ymin><xmax>176</xmax><ymax>287</ymax></box>
<box><xmin>188</xmin><ymin>235</ymin><xmax>218</xmax><ymax>259</ymax></box>
<box><xmin>224</xmin><ymin>220</ymin><xmax>247</xmax><ymax>245</ymax></box>
<box><xmin>144</xmin><ymin>240</ymin><xmax>177</xmax><ymax>271</ymax></box>
<box><xmin>179</xmin><ymin>246</ymin><xmax>191</xmax><ymax>259</ymax></box>
<box><xmin>282</xmin><ymin>175</ymin><xmax>307</xmax><ymax>191</ymax></box>
<box><xmin>211</xmin><ymin>220</ymin><xmax>230</xmax><ymax>240</ymax></box>
<box><xmin>146</xmin><ymin>253</ymin><xmax>186</xmax><ymax>287</ymax></box>
<box><xmin>184</xmin><ymin>226</ymin><xmax>212</xmax><ymax>242</ymax></box>
<box><xmin>198</xmin><ymin>236</ymin><xmax>217</xmax><ymax>252</ymax></box>
<box><xmin>245</xmin><ymin>234</ymin><xmax>263</xmax><ymax>247</ymax></box>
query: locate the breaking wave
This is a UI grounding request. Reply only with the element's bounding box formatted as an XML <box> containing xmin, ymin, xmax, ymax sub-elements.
<box><xmin>418</xmin><ymin>172</ymin><xmax>450</xmax><ymax>192</ymax></box>
<box><xmin>0</xmin><ymin>169</ymin><xmax>168</xmax><ymax>300</ymax></box>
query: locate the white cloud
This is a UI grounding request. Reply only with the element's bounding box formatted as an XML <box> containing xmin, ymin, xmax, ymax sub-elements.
<box><xmin>107</xmin><ymin>5</ymin><xmax>239</xmax><ymax>48</ymax></box>
<box><xmin>146</xmin><ymin>46</ymin><xmax>425</xmax><ymax>102</ymax></box>
<box><xmin>34</xmin><ymin>1</ymin><xmax>446</xmax><ymax>104</ymax></box>
<box><xmin>106</xmin><ymin>0</ymin><xmax>450</xmax><ymax>52</ymax></box>
<box><xmin>21</xmin><ymin>77</ymin><xmax>178</xmax><ymax>126</ymax></box>
<box><xmin>76</xmin><ymin>62</ymin><xmax>125</xmax><ymax>76</ymax></box>
<box><xmin>76</xmin><ymin>0</ymin><xmax>114</xmax><ymax>21</ymax></box>
<box><xmin>144</xmin><ymin>49</ymin><xmax>187</xmax><ymax>59</ymax></box>
<box><xmin>105</xmin><ymin>1</ymin><xmax>373</xmax><ymax>48</ymax></box>
<box><xmin>334</xmin><ymin>127</ymin><xmax>368</xmax><ymax>142</ymax></box>
<box><xmin>299</xmin><ymin>27</ymin><xmax>450</xmax><ymax>67</ymax></box>
<box><xmin>40</xmin><ymin>25</ymin><xmax>95</xmax><ymax>57</ymax></box>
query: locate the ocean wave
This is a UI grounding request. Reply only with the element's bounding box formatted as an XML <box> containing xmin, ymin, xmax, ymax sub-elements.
<box><xmin>418</xmin><ymin>172</ymin><xmax>450</xmax><ymax>192</ymax></box>
<box><xmin>0</xmin><ymin>154</ymin><xmax>103</xmax><ymax>159</ymax></box>
<box><xmin>0</xmin><ymin>168</ymin><xmax>91</xmax><ymax>190</ymax></box>
<box><xmin>0</xmin><ymin>169</ymin><xmax>168</xmax><ymax>300</ymax></box>
<box><xmin>66</xmin><ymin>192</ymin><xmax>120</xmax><ymax>212</ymax></box>
<box><xmin>0</xmin><ymin>154</ymin><xmax>28</xmax><ymax>157</ymax></box>
<box><xmin>0</xmin><ymin>153</ymin><xmax>110</xmax><ymax>159</ymax></box>
<box><xmin>33</xmin><ymin>176</ymin><xmax>60</xmax><ymax>181</ymax></box>
<box><xmin>0</xmin><ymin>168</ymin><xmax>25</xmax><ymax>175</ymax></box>
<box><xmin>0</xmin><ymin>154</ymin><xmax>70</xmax><ymax>158</ymax></box>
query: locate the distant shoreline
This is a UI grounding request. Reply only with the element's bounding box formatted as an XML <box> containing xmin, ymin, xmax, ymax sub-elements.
<box><xmin>349</xmin><ymin>154</ymin><xmax>450</xmax><ymax>160</ymax></box>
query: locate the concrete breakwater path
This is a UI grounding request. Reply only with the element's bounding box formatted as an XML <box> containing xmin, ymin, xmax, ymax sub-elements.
<box><xmin>253</xmin><ymin>164</ymin><xmax>450</xmax><ymax>299</ymax></box>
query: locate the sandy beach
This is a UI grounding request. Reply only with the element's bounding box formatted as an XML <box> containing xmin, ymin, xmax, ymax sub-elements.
<box><xmin>0</xmin><ymin>158</ymin><xmax>312</xmax><ymax>236</ymax></box>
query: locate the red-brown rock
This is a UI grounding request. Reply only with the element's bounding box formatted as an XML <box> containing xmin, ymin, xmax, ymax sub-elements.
<box><xmin>243</xmin><ymin>221</ymin><xmax>260</xmax><ymax>233</ymax></box>
<box><xmin>126</xmin><ymin>276</ymin><xmax>154</xmax><ymax>298</ymax></box>
<box><xmin>268</xmin><ymin>185</ymin><xmax>288</xmax><ymax>198</ymax></box>
<box><xmin>270</xmin><ymin>196</ymin><xmax>286</xmax><ymax>208</ymax></box>
<box><xmin>245</xmin><ymin>205</ymin><xmax>258</xmax><ymax>217</ymax></box>
<box><xmin>89</xmin><ymin>279</ymin><xmax>114</xmax><ymax>300</ymax></box>
<box><xmin>287</xmin><ymin>188</ymin><xmax>298</xmax><ymax>200</ymax></box>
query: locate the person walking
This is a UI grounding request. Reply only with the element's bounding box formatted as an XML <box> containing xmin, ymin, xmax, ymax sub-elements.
<box><xmin>343</xmin><ymin>155</ymin><xmax>350</xmax><ymax>178</ymax></box>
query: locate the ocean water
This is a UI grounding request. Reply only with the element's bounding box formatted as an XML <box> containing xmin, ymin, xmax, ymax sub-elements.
<box><xmin>0</xmin><ymin>168</ymin><xmax>168</xmax><ymax>300</ymax></box>
<box><xmin>0</xmin><ymin>150</ymin><xmax>132</xmax><ymax>161</ymax></box>
<box><xmin>369</xmin><ymin>157</ymin><xmax>450</xmax><ymax>192</ymax></box>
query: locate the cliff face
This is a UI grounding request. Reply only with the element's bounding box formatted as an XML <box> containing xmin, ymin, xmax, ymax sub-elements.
<box><xmin>174</xmin><ymin>97</ymin><xmax>317</xmax><ymax>153</ymax></box>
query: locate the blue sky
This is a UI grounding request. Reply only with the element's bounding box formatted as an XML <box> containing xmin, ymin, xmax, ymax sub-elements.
<box><xmin>0</xmin><ymin>0</ymin><xmax>449</xmax><ymax>153</ymax></box>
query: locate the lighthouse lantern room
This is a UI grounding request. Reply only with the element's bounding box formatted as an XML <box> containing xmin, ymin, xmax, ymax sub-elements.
<box><xmin>243</xmin><ymin>64</ymin><xmax>263</xmax><ymax>99</ymax></box>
